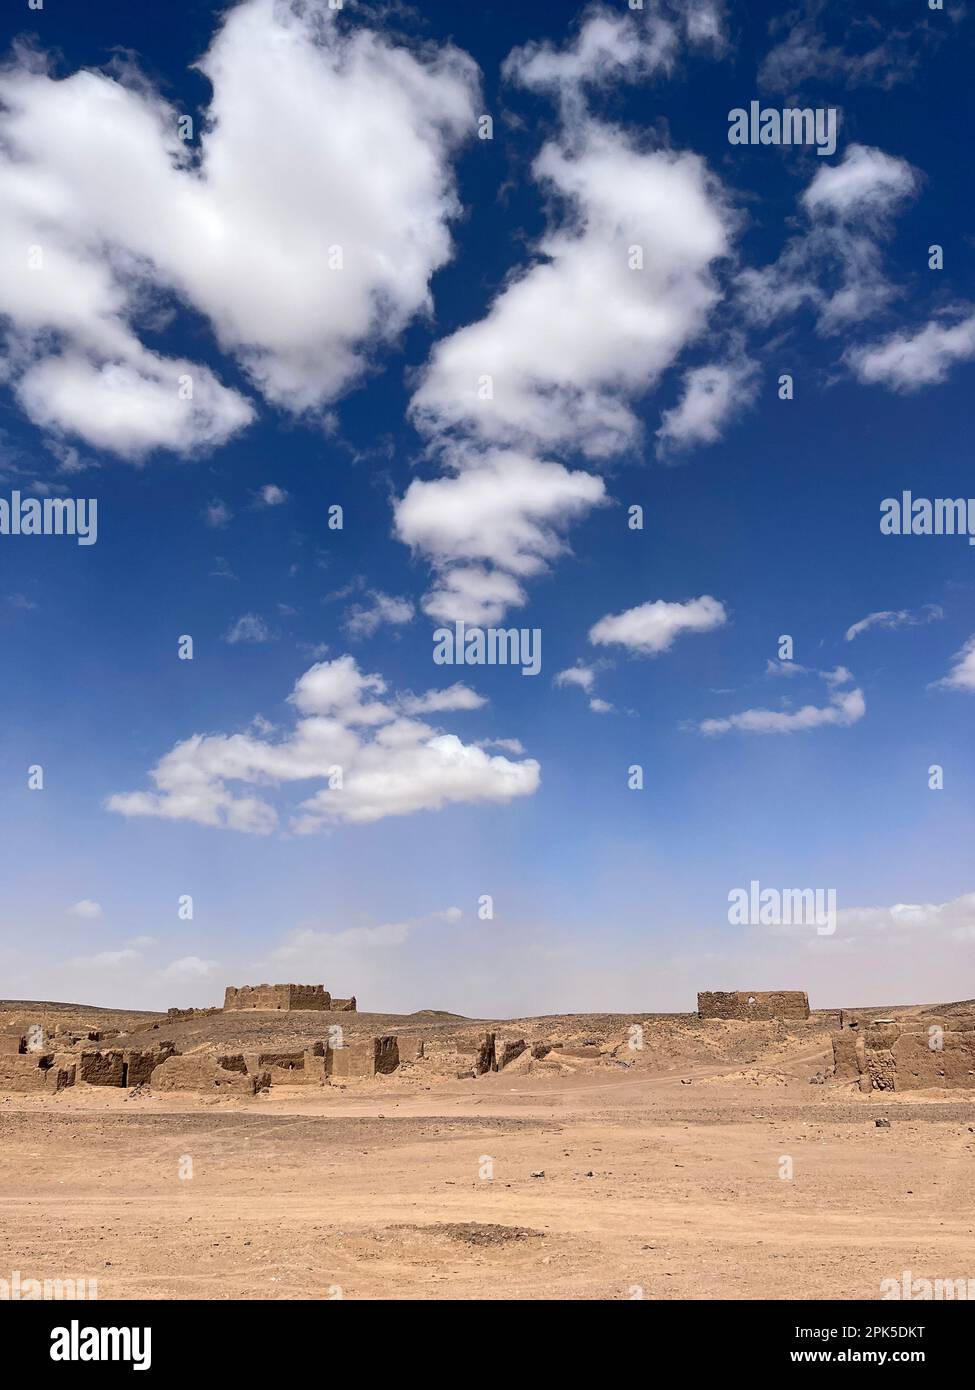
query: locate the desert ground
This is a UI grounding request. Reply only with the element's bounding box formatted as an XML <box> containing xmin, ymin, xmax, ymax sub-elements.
<box><xmin>1</xmin><ymin>999</ymin><xmax>973</xmax><ymax>1301</ymax></box>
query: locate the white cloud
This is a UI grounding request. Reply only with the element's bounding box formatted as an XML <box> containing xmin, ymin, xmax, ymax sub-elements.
<box><xmin>590</xmin><ymin>595</ymin><xmax>727</xmax><ymax>656</ymax></box>
<box><xmin>256</xmin><ymin>484</ymin><xmax>288</xmax><ymax>507</ymax></box>
<box><xmin>69</xmin><ymin>948</ymin><xmax>141</xmax><ymax>969</ymax></box>
<box><xmin>738</xmin><ymin>145</ymin><xmax>918</xmax><ymax>336</ymax></box>
<box><xmin>67</xmin><ymin>899</ymin><xmax>103</xmax><ymax>919</ymax></box>
<box><xmin>398</xmin><ymin>24</ymin><xmax>735</xmax><ymax>623</ymax></box>
<box><xmin>106</xmin><ymin>655</ymin><xmax>539</xmax><ymax>832</ymax></box>
<box><xmin>589</xmin><ymin>696</ymin><xmax>614</xmax><ymax>714</ymax></box>
<box><xmin>845</xmin><ymin>604</ymin><xmax>943</xmax><ymax>641</ymax></box>
<box><xmin>846</xmin><ymin>311</ymin><xmax>975</xmax><ymax>392</ymax></box>
<box><xmin>16</xmin><ymin>351</ymin><xmax>253</xmax><ymax>460</ymax></box>
<box><xmin>759</xmin><ymin>3</ymin><xmax>932</xmax><ymax>93</ymax></box>
<box><xmin>503</xmin><ymin>6</ymin><xmax>679</xmax><ymax>93</ymax></box>
<box><xmin>267</xmin><ymin>906</ymin><xmax>463</xmax><ymax>960</ymax></box>
<box><xmin>555</xmin><ymin>663</ymin><xmax>597</xmax><ymax>692</ymax></box>
<box><xmin>656</xmin><ymin>358</ymin><xmax>757</xmax><ymax>458</ymax></box>
<box><xmin>395</xmin><ymin>450</ymin><xmax>606</xmax><ymax>624</ymax></box>
<box><xmin>343</xmin><ymin>591</ymin><xmax>415</xmax><ymax>639</ymax></box>
<box><xmin>223</xmin><ymin>613</ymin><xmax>273</xmax><ymax>645</ymax></box>
<box><xmin>161</xmin><ymin>956</ymin><xmax>219</xmax><ymax>980</ymax></box>
<box><xmin>205</xmin><ymin>499</ymin><xmax>233</xmax><ymax>529</ymax></box>
<box><xmin>765</xmin><ymin>659</ymin><xmax>811</xmax><ymax>678</ymax></box>
<box><xmin>0</xmin><ymin>0</ymin><xmax>479</xmax><ymax>454</ymax></box>
<box><xmin>399</xmin><ymin>683</ymin><xmax>486</xmax><ymax>715</ymax></box>
<box><xmin>411</xmin><ymin>128</ymin><xmax>732</xmax><ymax>460</ymax></box>
<box><xmin>834</xmin><ymin>891</ymin><xmax>975</xmax><ymax>940</ymax></box>
<box><xmin>932</xmin><ymin>634</ymin><xmax>975</xmax><ymax>693</ymax></box>
<box><xmin>700</xmin><ymin>684</ymin><xmax>865</xmax><ymax>735</ymax></box>
<box><xmin>802</xmin><ymin>144</ymin><xmax>918</xmax><ymax>220</ymax></box>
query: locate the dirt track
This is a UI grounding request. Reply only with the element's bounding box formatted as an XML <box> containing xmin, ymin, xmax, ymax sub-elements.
<box><xmin>2</xmin><ymin>1037</ymin><xmax>973</xmax><ymax>1300</ymax></box>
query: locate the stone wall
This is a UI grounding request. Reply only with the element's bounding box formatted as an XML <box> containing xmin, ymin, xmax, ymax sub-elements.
<box><xmin>223</xmin><ymin>984</ymin><xmax>332</xmax><ymax>1012</ymax></box>
<box><xmin>698</xmin><ymin>990</ymin><xmax>810</xmax><ymax>1021</ymax></box>
<box><xmin>328</xmin><ymin>1035</ymin><xmax>399</xmax><ymax>1078</ymax></box>
<box><xmin>832</xmin><ymin>1020</ymin><xmax>975</xmax><ymax>1091</ymax></box>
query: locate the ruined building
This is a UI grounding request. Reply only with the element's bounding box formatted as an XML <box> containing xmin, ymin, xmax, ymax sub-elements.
<box><xmin>697</xmin><ymin>990</ymin><xmax>810</xmax><ymax>1021</ymax></box>
<box><xmin>222</xmin><ymin>984</ymin><xmax>355</xmax><ymax>1012</ymax></box>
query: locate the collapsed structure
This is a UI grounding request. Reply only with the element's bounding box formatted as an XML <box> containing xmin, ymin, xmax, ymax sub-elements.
<box><xmin>223</xmin><ymin>984</ymin><xmax>355</xmax><ymax>1012</ymax></box>
<box><xmin>697</xmin><ymin>990</ymin><xmax>810</xmax><ymax>1021</ymax></box>
<box><xmin>0</xmin><ymin>1027</ymin><xmax>522</xmax><ymax>1093</ymax></box>
<box><xmin>832</xmin><ymin>1014</ymin><xmax>975</xmax><ymax>1091</ymax></box>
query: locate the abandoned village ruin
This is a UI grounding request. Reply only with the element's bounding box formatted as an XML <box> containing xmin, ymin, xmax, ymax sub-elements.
<box><xmin>1</xmin><ymin>983</ymin><xmax>973</xmax><ymax>1096</ymax></box>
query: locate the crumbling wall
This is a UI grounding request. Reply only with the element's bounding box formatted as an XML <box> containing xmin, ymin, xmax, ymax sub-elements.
<box><xmin>79</xmin><ymin>1050</ymin><xmax>125</xmax><ymax>1086</ymax></box>
<box><xmin>698</xmin><ymin>990</ymin><xmax>810</xmax><ymax>1021</ymax></box>
<box><xmin>328</xmin><ymin>1035</ymin><xmax>399</xmax><ymax>1078</ymax></box>
<box><xmin>223</xmin><ymin>984</ymin><xmax>332</xmax><ymax>1012</ymax></box>
<box><xmin>46</xmin><ymin>1054</ymin><xmax>77</xmax><ymax>1092</ymax></box>
<box><xmin>330</xmin><ymin>997</ymin><xmax>357</xmax><ymax>1012</ymax></box>
<box><xmin>150</xmin><ymin>1053</ymin><xmax>269</xmax><ymax>1094</ymax></box>
<box><xmin>0</xmin><ymin>1054</ymin><xmax>50</xmax><ymax>1091</ymax></box>
<box><xmin>124</xmin><ymin>1043</ymin><xmax>175</xmax><ymax>1086</ymax></box>
<box><xmin>495</xmin><ymin>1038</ymin><xmax>527</xmax><ymax>1070</ymax></box>
<box><xmin>395</xmin><ymin>1036</ymin><xmax>425</xmax><ymax>1063</ymax></box>
<box><xmin>832</xmin><ymin>1023</ymin><xmax>975</xmax><ymax>1091</ymax></box>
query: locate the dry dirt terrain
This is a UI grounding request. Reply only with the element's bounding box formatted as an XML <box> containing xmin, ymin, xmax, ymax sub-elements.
<box><xmin>1</xmin><ymin>1000</ymin><xmax>973</xmax><ymax>1300</ymax></box>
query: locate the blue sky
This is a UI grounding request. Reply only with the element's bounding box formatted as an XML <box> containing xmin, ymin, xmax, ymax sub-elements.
<box><xmin>1</xmin><ymin>0</ymin><xmax>973</xmax><ymax>1013</ymax></box>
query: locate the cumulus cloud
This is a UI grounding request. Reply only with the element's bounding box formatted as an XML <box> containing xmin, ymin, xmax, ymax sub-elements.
<box><xmin>0</xmin><ymin>0</ymin><xmax>478</xmax><ymax>455</ymax></box>
<box><xmin>554</xmin><ymin>661</ymin><xmax>614</xmax><ymax>713</ymax></box>
<box><xmin>343</xmin><ymin>591</ymin><xmax>415</xmax><ymax>639</ymax></box>
<box><xmin>845</xmin><ymin>311</ymin><xmax>975</xmax><ymax>392</ymax></box>
<box><xmin>205</xmin><ymin>499</ymin><xmax>233</xmax><ymax>530</ymax></box>
<box><xmin>399</xmin><ymin>683</ymin><xmax>486</xmax><ymax>715</ymax></box>
<box><xmin>395</xmin><ymin>450</ymin><xmax>606</xmax><ymax>623</ymax></box>
<box><xmin>255</xmin><ymin>484</ymin><xmax>288</xmax><ymax>507</ymax></box>
<box><xmin>845</xmin><ymin>604</ymin><xmax>943</xmax><ymax>641</ymax></box>
<box><xmin>396</xmin><ymin>12</ymin><xmax>736</xmax><ymax>622</ymax></box>
<box><xmin>223</xmin><ymin>613</ymin><xmax>274</xmax><ymax>645</ymax></box>
<box><xmin>931</xmin><ymin>634</ymin><xmax>975</xmax><ymax>693</ymax></box>
<box><xmin>590</xmin><ymin>595</ymin><xmax>727</xmax><ymax>656</ymax></box>
<box><xmin>802</xmin><ymin>143</ymin><xmax>918</xmax><ymax>220</ymax></box>
<box><xmin>554</xmin><ymin>663</ymin><xmax>597</xmax><ymax>693</ymax></box>
<box><xmin>700</xmin><ymin>682</ymin><xmax>865</xmax><ymax>735</ymax></box>
<box><xmin>410</xmin><ymin>128</ymin><xmax>731</xmax><ymax>460</ymax></box>
<box><xmin>67</xmin><ymin>899</ymin><xmax>103</xmax><ymax>919</ymax></box>
<box><xmin>502</xmin><ymin>5</ymin><xmax>679</xmax><ymax>93</ymax></box>
<box><xmin>106</xmin><ymin>654</ymin><xmax>538</xmax><ymax>832</ymax></box>
<box><xmin>738</xmin><ymin>145</ymin><xmax>918</xmax><ymax>336</ymax></box>
<box><xmin>656</xmin><ymin>357</ymin><xmax>758</xmax><ymax>458</ymax></box>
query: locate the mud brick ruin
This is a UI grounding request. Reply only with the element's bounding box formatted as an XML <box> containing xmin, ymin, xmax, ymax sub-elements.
<box><xmin>697</xmin><ymin>990</ymin><xmax>810</xmax><ymax>1021</ymax></box>
<box><xmin>9</xmin><ymin>975</ymin><xmax>970</xmax><ymax>1099</ymax></box>
<box><xmin>832</xmin><ymin>1014</ymin><xmax>975</xmax><ymax>1091</ymax></box>
<box><xmin>223</xmin><ymin>983</ymin><xmax>338</xmax><ymax>1011</ymax></box>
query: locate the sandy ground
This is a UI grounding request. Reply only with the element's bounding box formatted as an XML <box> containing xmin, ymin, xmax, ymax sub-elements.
<box><xmin>2</xmin><ymin>1028</ymin><xmax>973</xmax><ymax>1300</ymax></box>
